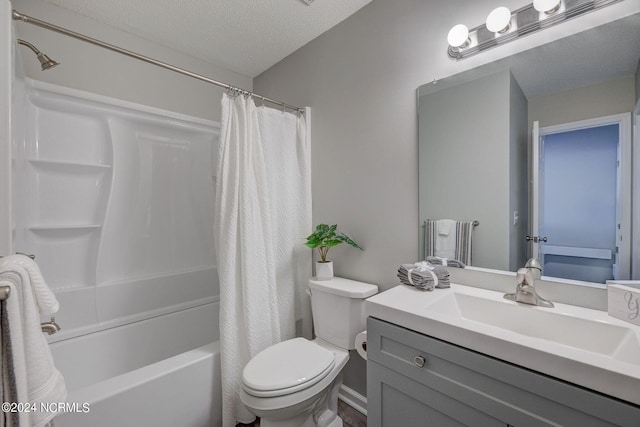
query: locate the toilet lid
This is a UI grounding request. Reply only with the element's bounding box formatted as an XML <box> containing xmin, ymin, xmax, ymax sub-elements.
<box><xmin>242</xmin><ymin>338</ymin><xmax>335</xmax><ymax>396</ymax></box>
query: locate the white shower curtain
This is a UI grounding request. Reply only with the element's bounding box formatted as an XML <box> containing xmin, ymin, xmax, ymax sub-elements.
<box><xmin>215</xmin><ymin>93</ymin><xmax>311</xmax><ymax>426</ymax></box>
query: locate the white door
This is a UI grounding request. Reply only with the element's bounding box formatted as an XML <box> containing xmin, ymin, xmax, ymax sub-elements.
<box><xmin>531</xmin><ymin>114</ymin><xmax>632</xmax><ymax>282</ymax></box>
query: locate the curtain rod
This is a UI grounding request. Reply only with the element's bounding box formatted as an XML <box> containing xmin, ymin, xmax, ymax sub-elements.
<box><xmin>12</xmin><ymin>10</ymin><xmax>304</xmax><ymax>114</ymax></box>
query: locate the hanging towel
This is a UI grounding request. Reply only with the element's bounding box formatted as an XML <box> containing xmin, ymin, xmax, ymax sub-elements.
<box><xmin>397</xmin><ymin>261</ymin><xmax>450</xmax><ymax>291</ymax></box>
<box><xmin>435</xmin><ymin>219</ymin><xmax>456</xmax><ymax>259</ymax></box>
<box><xmin>425</xmin><ymin>220</ymin><xmax>474</xmax><ymax>266</ymax></box>
<box><xmin>1</xmin><ymin>299</ymin><xmax>19</xmax><ymax>427</ymax></box>
<box><xmin>0</xmin><ymin>255</ymin><xmax>67</xmax><ymax>427</ymax></box>
<box><xmin>454</xmin><ymin>221</ymin><xmax>473</xmax><ymax>265</ymax></box>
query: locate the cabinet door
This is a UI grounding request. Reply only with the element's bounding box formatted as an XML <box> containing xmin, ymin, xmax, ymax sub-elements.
<box><xmin>368</xmin><ymin>359</ymin><xmax>505</xmax><ymax>427</ymax></box>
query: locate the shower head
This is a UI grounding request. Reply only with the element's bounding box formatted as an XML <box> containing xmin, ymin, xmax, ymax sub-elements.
<box><xmin>17</xmin><ymin>39</ymin><xmax>59</xmax><ymax>71</ymax></box>
<box><xmin>36</xmin><ymin>52</ymin><xmax>59</xmax><ymax>71</ymax></box>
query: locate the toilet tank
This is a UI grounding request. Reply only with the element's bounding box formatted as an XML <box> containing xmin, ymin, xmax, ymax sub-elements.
<box><xmin>308</xmin><ymin>277</ymin><xmax>378</xmax><ymax>350</ymax></box>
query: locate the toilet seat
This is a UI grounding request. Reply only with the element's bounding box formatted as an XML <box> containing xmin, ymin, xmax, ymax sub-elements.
<box><xmin>242</xmin><ymin>338</ymin><xmax>336</xmax><ymax>398</ymax></box>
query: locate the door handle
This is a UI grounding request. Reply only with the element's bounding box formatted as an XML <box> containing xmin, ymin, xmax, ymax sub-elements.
<box><xmin>526</xmin><ymin>236</ymin><xmax>548</xmax><ymax>243</ymax></box>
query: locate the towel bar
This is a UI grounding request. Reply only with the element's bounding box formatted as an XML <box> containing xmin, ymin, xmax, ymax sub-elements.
<box><xmin>424</xmin><ymin>219</ymin><xmax>480</xmax><ymax>227</ymax></box>
<box><xmin>0</xmin><ymin>252</ymin><xmax>36</xmax><ymax>259</ymax></box>
<box><xmin>0</xmin><ymin>285</ymin><xmax>10</xmax><ymax>300</ymax></box>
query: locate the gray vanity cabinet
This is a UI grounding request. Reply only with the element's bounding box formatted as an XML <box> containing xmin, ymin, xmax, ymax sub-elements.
<box><xmin>367</xmin><ymin>317</ymin><xmax>640</xmax><ymax>426</ymax></box>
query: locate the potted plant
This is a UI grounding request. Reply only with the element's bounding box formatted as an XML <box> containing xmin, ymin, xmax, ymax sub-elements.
<box><xmin>304</xmin><ymin>224</ymin><xmax>363</xmax><ymax>280</ymax></box>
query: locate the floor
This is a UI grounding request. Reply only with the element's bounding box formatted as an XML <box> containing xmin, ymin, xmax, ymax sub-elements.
<box><xmin>338</xmin><ymin>399</ymin><xmax>367</xmax><ymax>427</ymax></box>
<box><xmin>235</xmin><ymin>400</ymin><xmax>367</xmax><ymax>426</ymax></box>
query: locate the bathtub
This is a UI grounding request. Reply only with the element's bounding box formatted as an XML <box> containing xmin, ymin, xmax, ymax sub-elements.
<box><xmin>48</xmin><ymin>301</ymin><xmax>222</xmax><ymax>427</ymax></box>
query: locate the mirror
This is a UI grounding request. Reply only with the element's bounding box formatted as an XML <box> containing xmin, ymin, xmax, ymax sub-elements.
<box><xmin>418</xmin><ymin>13</ymin><xmax>640</xmax><ymax>285</ymax></box>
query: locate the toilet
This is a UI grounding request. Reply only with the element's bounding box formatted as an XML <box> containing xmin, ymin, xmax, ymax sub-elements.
<box><xmin>240</xmin><ymin>277</ymin><xmax>378</xmax><ymax>427</ymax></box>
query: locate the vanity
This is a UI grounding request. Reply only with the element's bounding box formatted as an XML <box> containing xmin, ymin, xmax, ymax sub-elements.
<box><xmin>365</xmin><ymin>283</ymin><xmax>640</xmax><ymax>426</ymax></box>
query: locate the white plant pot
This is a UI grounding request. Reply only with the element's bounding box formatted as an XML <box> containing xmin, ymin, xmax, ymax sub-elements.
<box><xmin>316</xmin><ymin>261</ymin><xmax>334</xmax><ymax>281</ymax></box>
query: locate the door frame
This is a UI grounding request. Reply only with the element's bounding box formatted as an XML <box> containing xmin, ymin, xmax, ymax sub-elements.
<box><xmin>634</xmin><ymin>100</ymin><xmax>640</xmax><ymax>279</ymax></box>
<box><xmin>532</xmin><ymin>113</ymin><xmax>632</xmax><ymax>280</ymax></box>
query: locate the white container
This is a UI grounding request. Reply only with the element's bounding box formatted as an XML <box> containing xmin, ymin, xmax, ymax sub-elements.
<box><xmin>308</xmin><ymin>277</ymin><xmax>378</xmax><ymax>349</ymax></box>
<box><xmin>608</xmin><ymin>284</ymin><xmax>640</xmax><ymax>326</ymax></box>
<box><xmin>315</xmin><ymin>261</ymin><xmax>333</xmax><ymax>280</ymax></box>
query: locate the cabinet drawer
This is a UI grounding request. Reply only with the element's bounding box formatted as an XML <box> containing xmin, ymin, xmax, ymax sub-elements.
<box><xmin>367</xmin><ymin>317</ymin><xmax>640</xmax><ymax>426</ymax></box>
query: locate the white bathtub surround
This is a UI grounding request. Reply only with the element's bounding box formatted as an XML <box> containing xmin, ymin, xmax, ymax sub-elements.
<box><xmin>7</xmin><ymin>75</ymin><xmax>221</xmax><ymax>425</ymax></box>
<box><xmin>10</xmin><ymin>77</ymin><xmax>220</xmax><ymax>336</ymax></box>
<box><xmin>0</xmin><ymin>255</ymin><xmax>67</xmax><ymax>427</ymax></box>
<box><xmin>215</xmin><ymin>93</ymin><xmax>311</xmax><ymax>426</ymax></box>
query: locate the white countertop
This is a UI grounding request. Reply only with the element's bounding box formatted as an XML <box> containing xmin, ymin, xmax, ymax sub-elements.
<box><xmin>366</xmin><ymin>283</ymin><xmax>640</xmax><ymax>406</ymax></box>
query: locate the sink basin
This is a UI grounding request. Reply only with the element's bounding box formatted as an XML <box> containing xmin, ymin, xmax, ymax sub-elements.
<box><xmin>428</xmin><ymin>291</ymin><xmax>640</xmax><ymax>364</ymax></box>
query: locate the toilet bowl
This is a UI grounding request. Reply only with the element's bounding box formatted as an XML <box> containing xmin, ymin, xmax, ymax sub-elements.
<box><xmin>240</xmin><ymin>277</ymin><xmax>378</xmax><ymax>427</ymax></box>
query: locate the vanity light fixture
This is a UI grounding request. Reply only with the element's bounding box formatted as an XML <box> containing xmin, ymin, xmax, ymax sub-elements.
<box><xmin>447</xmin><ymin>0</ymin><xmax>620</xmax><ymax>60</ymax></box>
<box><xmin>533</xmin><ymin>0</ymin><xmax>562</xmax><ymax>13</ymax></box>
<box><xmin>486</xmin><ymin>7</ymin><xmax>512</xmax><ymax>34</ymax></box>
<box><xmin>447</xmin><ymin>24</ymin><xmax>471</xmax><ymax>49</ymax></box>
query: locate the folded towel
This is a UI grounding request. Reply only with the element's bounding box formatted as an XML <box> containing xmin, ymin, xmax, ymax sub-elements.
<box><xmin>426</xmin><ymin>256</ymin><xmax>466</xmax><ymax>269</ymax></box>
<box><xmin>397</xmin><ymin>261</ymin><xmax>450</xmax><ymax>291</ymax></box>
<box><xmin>1</xmin><ymin>255</ymin><xmax>66</xmax><ymax>427</ymax></box>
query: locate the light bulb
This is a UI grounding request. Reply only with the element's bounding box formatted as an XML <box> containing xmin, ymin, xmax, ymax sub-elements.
<box><xmin>533</xmin><ymin>0</ymin><xmax>561</xmax><ymax>13</ymax></box>
<box><xmin>447</xmin><ymin>24</ymin><xmax>470</xmax><ymax>48</ymax></box>
<box><xmin>486</xmin><ymin>7</ymin><xmax>512</xmax><ymax>34</ymax></box>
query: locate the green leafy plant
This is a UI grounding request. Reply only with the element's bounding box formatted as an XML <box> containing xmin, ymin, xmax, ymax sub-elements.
<box><xmin>304</xmin><ymin>224</ymin><xmax>363</xmax><ymax>262</ymax></box>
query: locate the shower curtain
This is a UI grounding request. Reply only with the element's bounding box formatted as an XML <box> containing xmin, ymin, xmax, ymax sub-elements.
<box><xmin>215</xmin><ymin>93</ymin><xmax>311</xmax><ymax>426</ymax></box>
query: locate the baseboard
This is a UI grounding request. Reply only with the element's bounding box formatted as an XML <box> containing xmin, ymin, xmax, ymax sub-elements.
<box><xmin>338</xmin><ymin>384</ymin><xmax>367</xmax><ymax>416</ymax></box>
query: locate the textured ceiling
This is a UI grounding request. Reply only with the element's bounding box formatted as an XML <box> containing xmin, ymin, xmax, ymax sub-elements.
<box><xmin>44</xmin><ymin>0</ymin><xmax>372</xmax><ymax>77</ymax></box>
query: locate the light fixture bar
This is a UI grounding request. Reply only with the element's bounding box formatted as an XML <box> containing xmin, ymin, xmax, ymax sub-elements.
<box><xmin>448</xmin><ymin>0</ymin><xmax>621</xmax><ymax>60</ymax></box>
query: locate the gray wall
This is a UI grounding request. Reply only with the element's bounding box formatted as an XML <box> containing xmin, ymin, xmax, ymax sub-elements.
<box><xmin>253</xmin><ymin>0</ymin><xmax>638</xmax><ymax>400</ymax></box>
<box><xmin>528</xmin><ymin>74</ymin><xmax>636</xmax><ymax>128</ymax></box>
<box><xmin>11</xmin><ymin>0</ymin><xmax>252</xmax><ymax>121</ymax></box>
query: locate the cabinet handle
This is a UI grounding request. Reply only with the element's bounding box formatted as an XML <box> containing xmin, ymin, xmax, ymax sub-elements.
<box><xmin>413</xmin><ymin>355</ymin><xmax>426</xmax><ymax>368</ymax></box>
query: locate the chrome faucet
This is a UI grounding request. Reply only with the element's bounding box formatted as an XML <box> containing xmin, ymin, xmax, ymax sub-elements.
<box><xmin>504</xmin><ymin>259</ymin><xmax>554</xmax><ymax>308</ymax></box>
<box><xmin>40</xmin><ymin>317</ymin><xmax>61</xmax><ymax>335</ymax></box>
